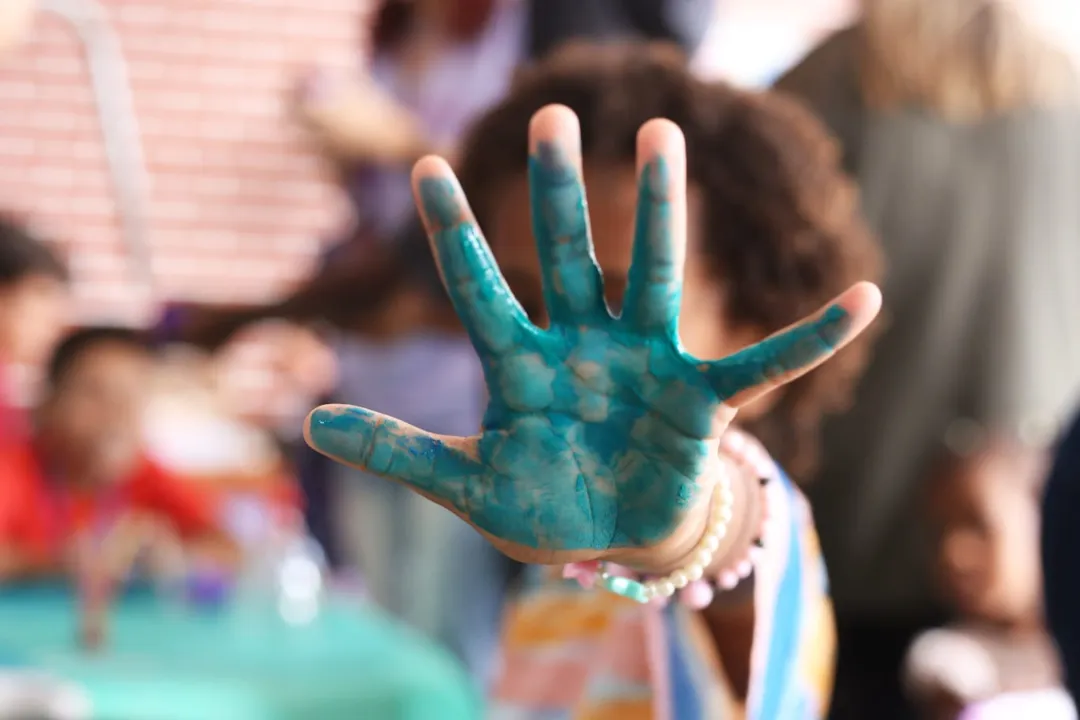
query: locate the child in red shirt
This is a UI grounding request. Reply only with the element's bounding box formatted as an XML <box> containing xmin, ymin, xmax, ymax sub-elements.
<box><xmin>0</xmin><ymin>327</ymin><xmax>234</xmax><ymax>581</ymax></box>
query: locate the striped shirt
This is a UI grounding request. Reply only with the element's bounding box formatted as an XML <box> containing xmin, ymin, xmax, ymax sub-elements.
<box><xmin>490</xmin><ymin>429</ymin><xmax>835</xmax><ymax>719</ymax></box>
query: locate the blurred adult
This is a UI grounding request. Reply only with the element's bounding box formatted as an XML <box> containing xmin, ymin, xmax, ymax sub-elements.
<box><xmin>297</xmin><ymin>0</ymin><xmax>718</xmax><ymax>259</ymax></box>
<box><xmin>775</xmin><ymin>2</ymin><xmax>1080</xmax><ymax>717</ymax></box>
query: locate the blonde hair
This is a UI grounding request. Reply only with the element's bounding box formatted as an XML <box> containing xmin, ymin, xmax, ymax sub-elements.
<box><xmin>860</xmin><ymin>0</ymin><xmax>1079</xmax><ymax>122</ymax></box>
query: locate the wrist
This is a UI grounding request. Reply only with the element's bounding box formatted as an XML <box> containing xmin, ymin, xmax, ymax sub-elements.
<box><xmin>574</xmin><ymin>434</ymin><xmax>771</xmax><ymax>606</ymax></box>
<box><xmin>562</xmin><ymin>430</ymin><xmax>775</xmax><ymax>606</ymax></box>
<box><xmin>633</xmin><ymin>454</ymin><xmax>761</xmax><ymax>578</ymax></box>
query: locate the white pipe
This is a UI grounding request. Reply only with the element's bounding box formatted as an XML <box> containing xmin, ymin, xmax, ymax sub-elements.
<box><xmin>38</xmin><ymin>0</ymin><xmax>154</xmax><ymax>299</ymax></box>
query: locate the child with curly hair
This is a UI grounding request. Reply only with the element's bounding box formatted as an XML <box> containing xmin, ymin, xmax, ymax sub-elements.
<box><xmin>304</xmin><ymin>43</ymin><xmax>883</xmax><ymax>719</ymax></box>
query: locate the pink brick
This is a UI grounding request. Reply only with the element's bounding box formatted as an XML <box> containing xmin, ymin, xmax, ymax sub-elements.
<box><xmin>0</xmin><ymin>0</ymin><xmax>386</xmax><ymax>410</ymax></box>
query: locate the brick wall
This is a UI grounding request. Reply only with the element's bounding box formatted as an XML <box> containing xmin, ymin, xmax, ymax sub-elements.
<box><xmin>0</xmin><ymin>0</ymin><xmax>367</xmax><ymax>326</ymax></box>
<box><xmin>0</xmin><ymin>0</ymin><xmax>850</xmax><ymax>418</ymax></box>
<box><xmin>0</xmin><ymin>0</ymin><xmax>856</xmax><ymax>328</ymax></box>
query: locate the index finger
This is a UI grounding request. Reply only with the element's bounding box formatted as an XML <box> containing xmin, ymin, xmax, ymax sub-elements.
<box><xmin>411</xmin><ymin>157</ymin><xmax>535</xmax><ymax>358</ymax></box>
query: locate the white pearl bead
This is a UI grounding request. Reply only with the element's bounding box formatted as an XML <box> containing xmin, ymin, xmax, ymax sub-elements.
<box><xmin>655</xmin><ymin>580</ymin><xmax>675</xmax><ymax>598</ymax></box>
<box><xmin>720</xmin><ymin>487</ymin><xmax>735</xmax><ymax>505</ymax></box>
<box><xmin>695</xmin><ymin>549</ymin><xmax>712</xmax><ymax>567</ymax></box>
<box><xmin>643</xmin><ymin>582</ymin><xmax>657</xmax><ymax>598</ymax></box>
<box><xmin>671</xmin><ymin>570</ymin><xmax>688</xmax><ymax>589</ymax></box>
<box><xmin>686</xmin><ymin>564</ymin><xmax>704</xmax><ymax>581</ymax></box>
<box><xmin>720</xmin><ymin>507</ymin><xmax>734</xmax><ymax>524</ymax></box>
<box><xmin>703</xmin><ymin>534</ymin><xmax>720</xmax><ymax>552</ymax></box>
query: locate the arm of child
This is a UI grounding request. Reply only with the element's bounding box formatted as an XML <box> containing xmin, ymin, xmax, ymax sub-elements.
<box><xmin>293</xmin><ymin>71</ymin><xmax>435</xmax><ymax>166</ymax></box>
<box><xmin>135</xmin><ymin>465</ymin><xmax>241</xmax><ymax>569</ymax></box>
<box><xmin>0</xmin><ymin>546</ymin><xmax>52</xmax><ymax>582</ymax></box>
<box><xmin>0</xmin><ymin>535</ymin><xmax>67</xmax><ymax>582</ymax></box>
<box><xmin>904</xmin><ymin>628</ymin><xmax>1000</xmax><ymax>719</ymax></box>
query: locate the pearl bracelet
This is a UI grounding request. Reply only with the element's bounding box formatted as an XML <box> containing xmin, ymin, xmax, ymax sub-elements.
<box><xmin>599</xmin><ymin>471</ymin><xmax>734</xmax><ymax>604</ymax></box>
<box><xmin>559</xmin><ymin>464</ymin><xmax>736</xmax><ymax>605</ymax></box>
<box><xmin>562</xmin><ymin>428</ymin><xmax>775</xmax><ymax>609</ymax></box>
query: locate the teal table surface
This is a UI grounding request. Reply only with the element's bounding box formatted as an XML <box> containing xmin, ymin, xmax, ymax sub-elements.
<box><xmin>0</xmin><ymin>586</ymin><xmax>482</xmax><ymax>720</ymax></box>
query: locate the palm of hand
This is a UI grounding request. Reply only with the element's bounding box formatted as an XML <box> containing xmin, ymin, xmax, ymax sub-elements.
<box><xmin>306</xmin><ymin>110</ymin><xmax>873</xmax><ymax>565</ymax></box>
<box><xmin>472</xmin><ymin>317</ymin><xmax>722</xmax><ymax>552</ymax></box>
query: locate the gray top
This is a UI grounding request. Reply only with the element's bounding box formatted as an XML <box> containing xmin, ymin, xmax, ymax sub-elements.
<box><xmin>776</xmin><ymin>28</ymin><xmax>1080</xmax><ymax>618</ymax></box>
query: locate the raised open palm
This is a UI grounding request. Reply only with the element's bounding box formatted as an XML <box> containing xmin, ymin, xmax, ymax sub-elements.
<box><xmin>305</xmin><ymin>105</ymin><xmax>881</xmax><ymax>568</ymax></box>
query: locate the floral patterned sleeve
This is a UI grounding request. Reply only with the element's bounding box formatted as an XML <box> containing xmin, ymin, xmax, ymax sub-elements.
<box><xmin>489</xmin><ymin>429</ymin><xmax>837</xmax><ymax>720</ymax></box>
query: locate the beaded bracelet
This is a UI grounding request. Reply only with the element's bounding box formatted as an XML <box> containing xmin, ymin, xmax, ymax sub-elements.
<box><xmin>563</xmin><ymin>429</ymin><xmax>774</xmax><ymax>609</ymax></box>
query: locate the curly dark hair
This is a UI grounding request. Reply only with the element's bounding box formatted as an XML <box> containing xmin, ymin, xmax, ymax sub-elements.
<box><xmin>456</xmin><ymin>42</ymin><xmax>883</xmax><ymax>480</ymax></box>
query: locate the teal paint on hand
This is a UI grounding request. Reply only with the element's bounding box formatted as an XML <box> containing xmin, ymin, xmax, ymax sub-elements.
<box><xmin>528</xmin><ymin>142</ymin><xmax>606</xmax><ymax>322</ymax></box>
<box><xmin>307</xmin><ymin>153</ymin><xmax>851</xmax><ymax>553</ymax></box>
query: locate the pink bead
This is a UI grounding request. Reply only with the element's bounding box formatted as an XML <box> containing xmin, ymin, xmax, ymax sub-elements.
<box><xmin>719</xmin><ymin>571</ymin><xmax>740</xmax><ymax>590</ymax></box>
<box><xmin>562</xmin><ymin>562</ymin><xmax>600</xmax><ymax>589</ymax></box>
<box><xmin>679</xmin><ymin>580</ymin><xmax>715</xmax><ymax>609</ymax></box>
<box><xmin>736</xmin><ymin>559</ymin><xmax>753</xmax><ymax>578</ymax></box>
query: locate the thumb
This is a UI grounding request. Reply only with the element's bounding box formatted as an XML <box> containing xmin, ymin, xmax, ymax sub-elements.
<box><xmin>304</xmin><ymin>404</ymin><xmax>481</xmax><ymax>514</ymax></box>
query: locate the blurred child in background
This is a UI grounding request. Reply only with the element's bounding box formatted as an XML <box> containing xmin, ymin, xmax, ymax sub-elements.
<box><xmin>905</xmin><ymin>445</ymin><xmax>1072</xmax><ymax>719</ymax></box>
<box><xmin>0</xmin><ymin>327</ymin><xmax>236</xmax><ymax>583</ymax></box>
<box><xmin>0</xmin><ymin>218</ymin><xmax>69</xmax><ymax>442</ymax></box>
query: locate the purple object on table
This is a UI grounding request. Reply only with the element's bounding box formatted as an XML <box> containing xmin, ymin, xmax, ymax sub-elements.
<box><xmin>151</xmin><ymin>303</ymin><xmax>190</xmax><ymax>346</ymax></box>
<box><xmin>185</xmin><ymin>568</ymin><xmax>231</xmax><ymax>609</ymax></box>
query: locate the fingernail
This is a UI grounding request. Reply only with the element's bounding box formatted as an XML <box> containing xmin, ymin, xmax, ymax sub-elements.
<box><xmin>307</xmin><ymin>406</ymin><xmax>376</xmax><ymax>462</ymax></box>
<box><xmin>417</xmin><ymin>177</ymin><xmax>462</xmax><ymax>231</ymax></box>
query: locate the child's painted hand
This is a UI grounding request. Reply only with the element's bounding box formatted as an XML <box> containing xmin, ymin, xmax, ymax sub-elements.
<box><xmin>304</xmin><ymin>106</ymin><xmax>881</xmax><ymax>568</ymax></box>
